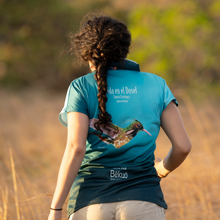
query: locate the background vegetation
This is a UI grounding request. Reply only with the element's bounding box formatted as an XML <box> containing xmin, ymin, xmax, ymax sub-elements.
<box><xmin>0</xmin><ymin>0</ymin><xmax>220</xmax><ymax>219</ymax></box>
<box><xmin>0</xmin><ymin>0</ymin><xmax>220</xmax><ymax>93</ymax></box>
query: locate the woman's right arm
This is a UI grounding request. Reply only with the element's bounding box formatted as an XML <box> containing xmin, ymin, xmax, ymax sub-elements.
<box><xmin>48</xmin><ymin>112</ymin><xmax>89</xmax><ymax>220</ymax></box>
<box><xmin>154</xmin><ymin>101</ymin><xmax>191</xmax><ymax>177</ymax></box>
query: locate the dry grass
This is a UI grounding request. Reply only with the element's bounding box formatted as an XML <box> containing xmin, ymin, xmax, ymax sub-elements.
<box><xmin>0</xmin><ymin>88</ymin><xmax>219</xmax><ymax>220</ymax></box>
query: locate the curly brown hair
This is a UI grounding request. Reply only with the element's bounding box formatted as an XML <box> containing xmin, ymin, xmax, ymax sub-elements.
<box><xmin>73</xmin><ymin>15</ymin><xmax>131</xmax><ymax>137</ymax></box>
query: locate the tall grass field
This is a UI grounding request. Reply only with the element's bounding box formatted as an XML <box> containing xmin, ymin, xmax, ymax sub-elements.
<box><xmin>0</xmin><ymin>88</ymin><xmax>219</xmax><ymax>220</ymax></box>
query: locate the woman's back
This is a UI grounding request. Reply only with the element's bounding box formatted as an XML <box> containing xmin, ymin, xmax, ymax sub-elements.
<box><xmin>59</xmin><ymin>65</ymin><xmax>177</xmax><ymax>217</ymax></box>
<box><xmin>48</xmin><ymin>15</ymin><xmax>191</xmax><ymax>220</ymax></box>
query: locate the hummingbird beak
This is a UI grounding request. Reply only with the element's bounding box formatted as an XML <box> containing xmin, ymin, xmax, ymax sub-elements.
<box><xmin>142</xmin><ymin>129</ymin><xmax>152</xmax><ymax>136</ymax></box>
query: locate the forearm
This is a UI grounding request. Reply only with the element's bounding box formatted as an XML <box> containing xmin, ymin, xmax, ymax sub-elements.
<box><xmin>156</xmin><ymin>145</ymin><xmax>191</xmax><ymax>177</ymax></box>
<box><xmin>157</xmin><ymin>102</ymin><xmax>192</xmax><ymax>178</ymax></box>
<box><xmin>50</xmin><ymin>145</ymin><xmax>85</xmax><ymax>209</ymax></box>
<box><xmin>165</xmin><ymin>145</ymin><xmax>191</xmax><ymax>172</ymax></box>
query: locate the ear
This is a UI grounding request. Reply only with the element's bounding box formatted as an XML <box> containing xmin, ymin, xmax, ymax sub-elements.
<box><xmin>89</xmin><ymin>61</ymin><xmax>96</xmax><ymax>71</ymax></box>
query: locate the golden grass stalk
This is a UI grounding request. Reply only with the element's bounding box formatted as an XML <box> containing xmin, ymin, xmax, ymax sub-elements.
<box><xmin>9</xmin><ymin>148</ymin><xmax>20</xmax><ymax>220</ymax></box>
<box><xmin>1</xmin><ymin>187</ymin><xmax>8</xmax><ymax>220</ymax></box>
<box><xmin>18</xmin><ymin>193</ymin><xmax>52</xmax><ymax>202</ymax></box>
<box><xmin>16</xmin><ymin>174</ymin><xmax>37</xmax><ymax>220</ymax></box>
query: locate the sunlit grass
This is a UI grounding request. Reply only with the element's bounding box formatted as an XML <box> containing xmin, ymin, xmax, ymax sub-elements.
<box><xmin>0</xmin><ymin>88</ymin><xmax>219</xmax><ymax>220</ymax></box>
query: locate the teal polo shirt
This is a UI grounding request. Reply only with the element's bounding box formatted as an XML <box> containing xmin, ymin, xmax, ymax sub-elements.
<box><xmin>59</xmin><ymin>65</ymin><xmax>178</xmax><ymax>218</ymax></box>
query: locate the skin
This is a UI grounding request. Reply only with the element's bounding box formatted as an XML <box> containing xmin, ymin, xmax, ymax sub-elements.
<box><xmin>47</xmin><ymin>64</ymin><xmax>191</xmax><ymax>220</ymax></box>
<box><xmin>89</xmin><ymin>61</ymin><xmax>96</xmax><ymax>71</ymax></box>
<box><xmin>48</xmin><ymin>113</ymin><xmax>88</xmax><ymax>220</ymax></box>
<box><xmin>155</xmin><ymin>101</ymin><xmax>191</xmax><ymax>177</ymax></box>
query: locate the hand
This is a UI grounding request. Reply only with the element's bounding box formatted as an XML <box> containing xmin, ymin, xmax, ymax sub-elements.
<box><xmin>154</xmin><ymin>158</ymin><xmax>170</xmax><ymax>178</ymax></box>
<box><xmin>47</xmin><ymin>210</ymin><xmax>62</xmax><ymax>220</ymax></box>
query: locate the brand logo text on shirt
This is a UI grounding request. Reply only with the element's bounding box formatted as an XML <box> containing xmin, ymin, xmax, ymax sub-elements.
<box><xmin>110</xmin><ymin>169</ymin><xmax>128</xmax><ymax>180</ymax></box>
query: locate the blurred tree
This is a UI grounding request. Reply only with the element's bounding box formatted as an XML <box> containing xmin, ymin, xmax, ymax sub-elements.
<box><xmin>127</xmin><ymin>0</ymin><xmax>220</xmax><ymax>87</ymax></box>
<box><xmin>1</xmin><ymin>0</ymin><xmax>219</xmax><ymax>91</ymax></box>
<box><xmin>0</xmin><ymin>0</ymin><xmax>120</xmax><ymax>88</ymax></box>
<box><xmin>1</xmin><ymin>0</ymin><xmax>63</xmax><ymax>87</ymax></box>
<box><xmin>0</xmin><ymin>0</ymin><xmax>80</xmax><ymax>88</ymax></box>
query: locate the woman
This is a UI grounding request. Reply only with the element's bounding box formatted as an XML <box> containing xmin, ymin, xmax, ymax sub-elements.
<box><xmin>48</xmin><ymin>15</ymin><xmax>191</xmax><ymax>220</ymax></box>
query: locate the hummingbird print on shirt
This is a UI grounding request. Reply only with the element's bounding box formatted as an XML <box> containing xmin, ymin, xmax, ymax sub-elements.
<box><xmin>89</xmin><ymin>118</ymin><xmax>151</xmax><ymax>148</ymax></box>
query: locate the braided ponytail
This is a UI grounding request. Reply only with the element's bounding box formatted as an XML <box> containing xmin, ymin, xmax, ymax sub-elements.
<box><xmin>94</xmin><ymin>60</ymin><xmax>112</xmax><ymax>135</ymax></box>
<box><xmin>73</xmin><ymin>15</ymin><xmax>131</xmax><ymax>137</ymax></box>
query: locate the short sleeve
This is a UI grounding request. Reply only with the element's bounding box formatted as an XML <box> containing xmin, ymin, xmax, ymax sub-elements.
<box><xmin>59</xmin><ymin>81</ymin><xmax>88</xmax><ymax>127</ymax></box>
<box><xmin>163</xmin><ymin>82</ymin><xmax>178</xmax><ymax>111</ymax></box>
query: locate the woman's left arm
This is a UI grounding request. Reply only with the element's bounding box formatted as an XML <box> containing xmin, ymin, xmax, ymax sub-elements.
<box><xmin>48</xmin><ymin>112</ymin><xmax>89</xmax><ymax>220</ymax></box>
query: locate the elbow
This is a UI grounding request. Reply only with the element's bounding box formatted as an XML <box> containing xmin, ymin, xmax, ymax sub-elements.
<box><xmin>180</xmin><ymin>140</ymin><xmax>192</xmax><ymax>155</ymax></box>
<box><xmin>174</xmin><ymin>139</ymin><xmax>192</xmax><ymax>155</ymax></box>
<box><xmin>74</xmin><ymin>146</ymin><xmax>86</xmax><ymax>157</ymax></box>
<box><xmin>66</xmin><ymin>142</ymin><xmax>86</xmax><ymax>158</ymax></box>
